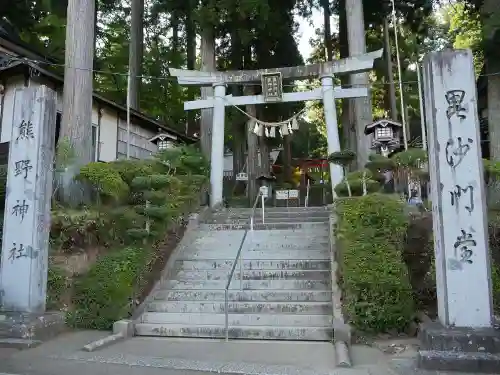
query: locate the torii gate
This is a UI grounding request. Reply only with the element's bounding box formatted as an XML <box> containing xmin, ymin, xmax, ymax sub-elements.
<box><xmin>169</xmin><ymin>49</ymin><xmax>383</xmax><ymax>208</ymax></box>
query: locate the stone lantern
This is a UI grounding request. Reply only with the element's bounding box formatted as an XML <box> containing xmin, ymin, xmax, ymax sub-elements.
<box><xmin>364</xmin><ymin>119</ymin><xmax>402</xmax><ymax>157</ymax></box>
<box><xmin>149</xmin><ymin>129</ymin><xmax>176</xmax><ymax>151</ymax></box>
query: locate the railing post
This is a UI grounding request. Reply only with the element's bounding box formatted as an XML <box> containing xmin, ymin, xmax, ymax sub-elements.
<box><xmin>225</xmin><ymin>288</ymin><xmax>229</xmax><ymax>341</ymax></box>
<box><xmin>261</xmin><ymin>194</ymin><xmax>265</xmax><ymax>224</ymax></box>
<box><xmin>224</xmin><ymin>230</ymin><xmax>248</xmax><ymax>342</ymax></box>
<box><xmin>239</xmin><ymin>251</ymin><xmax>243</xmax><ymax>291</ymax></box>
<box><xmin>305</xmin><ymin>179</ymin><xmax>310</xmax><ymax>207</ymax></box>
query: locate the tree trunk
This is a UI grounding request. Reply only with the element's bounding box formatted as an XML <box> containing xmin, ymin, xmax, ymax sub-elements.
<box><xmin>345</xmin><ymin>0</ymin><xmax>372</xmax><ymax>169</ymax></box>
<box><xmin>338</xmin><ymin>0</ymin><xmax>356</xmax><ymax>165</ymax></box>
<box><xmin>383</xmin><ymin>18</ymin><xmax>398</xmax><ymax>120</ymax></box>
<box><xmin>482</xmin><ymin>0</ymin><xmax>500</xmax><ymax>205</ymax></box>
<box><xmin>259</xmin><ymin>136</ymin><xmax>270</xmax><ymax>175</ymax></box>
<box><xmin>185</xmin><ymin>1</ymin><xmax>196</xmax><ymax>135</ymax></box>
<box><xmin>244</xmin><ymin>86</ymin><xmax>258</xmax><ymax>202</ymax></box>
<box><xmin>230</xmin><ymin>23</ymin><xmax>245</xmax><ymax>186</ymax></box>
<box><xmin>322</xmin><ymin>0</ymin><xmax>333</xmax><ymax>62</ymax></box>
<box><xmin>129</xmin><ymin>0</ymin><xmax>144</xmax><ymax>111</ymax></box>
<box><xmin>200</xmin><ymin>25</ymin><xmax>216</xmax><ymax>160</ymax></box>
<box><xmin>283</xmin><ymin>134</ymin><xmax>292</xmax><ymax>182</ymax></box>
<box><xmin>93</xmin><ymin>1</ymin><xmax>99</xmax><ymax>75</ymax></box>
<box><xmin>172</xmin><ymin>11</ymin><xmax>179</xmax><ymax>55</ymax></box>
<box><xmin>60</xmin><ymin>0</ymin><xmax>95</xmax><ymax>205</ymax></box>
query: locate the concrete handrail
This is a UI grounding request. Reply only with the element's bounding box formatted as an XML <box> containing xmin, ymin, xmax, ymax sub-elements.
<box><xmin>224</xmin><ymin>229</ymin><xmax>248</xmax><ymax>341</ymax></box>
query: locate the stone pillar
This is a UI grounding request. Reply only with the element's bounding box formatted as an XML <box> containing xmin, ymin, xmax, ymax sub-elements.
<box><xmin>0</xmin><ymin>86</ymin><xmax>56</xmax><ymax>313</ymax></box>
<box><xmin>418</xmin><ymin>50</ymin><xmax>499</xmax><ymax>373</ymax></box>
<box><xmin>320</xmin><ymin>75</ymin><xmax>343</xmax><ymax>196</ymax></box>
<box><xmin>209</xmin><ymin>83</ymin><xmax>226</xmax><ymax>208</ymax></box>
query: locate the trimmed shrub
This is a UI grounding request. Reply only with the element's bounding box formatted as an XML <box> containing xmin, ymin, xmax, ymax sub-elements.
<box><xmin>334</xmin><ymin>179</ymin><xmax>380</xmax><ymax>197</ymax></box>
<box><xmin>335</xmin><ymin>194</ymin><xmax>414</xmax><ymax>332</ymax></box>
<box><xmin>110</xmin><ymin>159</ymin><xmax>159</xmax><ymax>186</ymax></box>
<box><xmin>77</xmin><ymin>162</ymin><xmax>129</xmax><ymax>202</ymax></box>
<box><xmin>51</xmin><ymin>146</ymin><xmax>209</xmax><ymax>327</ymax></box>
<box><xmin>68</xmin><ymin>246</ymin><xmax>150</xmax><ymax>330</ymax></box>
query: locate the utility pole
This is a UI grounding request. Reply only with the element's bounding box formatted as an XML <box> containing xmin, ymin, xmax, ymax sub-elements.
<box><xmin>345</xmin><ymin>0</ymin><xmax>373</xmax><ymax>169</ymax></box>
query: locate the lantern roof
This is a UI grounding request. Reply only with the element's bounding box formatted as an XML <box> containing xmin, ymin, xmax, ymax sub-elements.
<box><xmin>149</xmin><ymin>130</ymin><xmax>178</xmax><ymax>145</ymax></box>
<box><xmin>364</xmin><ymin>118</ymin><xmax>402</xmax><ymax>135</ymax></box>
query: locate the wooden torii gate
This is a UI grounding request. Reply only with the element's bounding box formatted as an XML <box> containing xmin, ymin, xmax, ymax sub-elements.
<box><xmin>169</xmin><ymin>49</ymin><xmax>383</xmax><ymax>208</ymax></box>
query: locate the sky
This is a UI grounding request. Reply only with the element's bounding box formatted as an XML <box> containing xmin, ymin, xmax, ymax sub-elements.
<box><xmin>296</xmin><ymin>9</ymin><xmax>337</xmax><ymax>61</ymax></box>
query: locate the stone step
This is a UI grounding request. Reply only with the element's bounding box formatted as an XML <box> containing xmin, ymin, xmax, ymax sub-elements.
<box><xmin>172</xmin><ymin>270</ymin><xmax>331</xmax><ymax>281</ymax></box>
<box><xmin>159</xmin><ymin>279</ymin><xmax>330</xmax><ymax>290</ymax></box>
<box><xmin>245</xmin><ymin>228</ymin><xmax>329</xmax><ymax>235</ymax></box>
<box><xmin>214</xmin><ymin>208</ymin><xmax>330</xmax><ymax>214</ymax></box>
<box><xmin>176</xmin><ymin>250</ymin><xmax>329</xmax><ymax>260</ymax></box>
<box><xmin>152</xmin><ymin>289</ymin><xmax>333</xmax><ymax>302</ymax></box>
<box><xmin>178</xmin><ymin>247</ymin><xmax>329</xmax><ymax>257</ymax></box>
<box><xmin>140</xmin><ymin>312</ymin><xmax>333</xmax><ymax>327</ymax></box>
<box><xmin>201</xmin><ymin>222</ymin><xmax>328</xmax><ymax>231</ymax></box>
<box><xmin>210</xmin><ymin>213</ymin><xmax>331</xmax><ymax>221</ymax></box>
<box><xmin>134</xmin><ymin>323</ymin><xmax>332</xmax><ymax>340</ymax></box>
<box><xmin>205</xmin><ymin>216</ymin><xmax>329</xmax><ymax>224</ymax></box>
<box><xmin>173</xmin><ymin>259</ymin><xmax>331</xmax><ymax>271</ymax></box>
<box><xmin>248</xmin><ymin>242</ymin><xmax>330</xmax><ymax>250</ymax></box>
<box><xmin>245</xmin><ymin>233</ymin><xmax>330</xmax><ymax>242</ymax></box>
<box><xmin>217</xmin><ymin>206</ymin><xmax>329</xmax><ymax>213</ymax></box>
<box><xmin>209</xmin><ymin>214</ymin><xmax>330</xmax><ymax>224</ymax></box>
<box><xmin>146</xmin><ymin>301</ymin><xmax>332</xmax><ymax>314</ymax></box>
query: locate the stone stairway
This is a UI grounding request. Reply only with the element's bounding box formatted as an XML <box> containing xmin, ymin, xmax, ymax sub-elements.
<box><xmin>135</xmin><ymin>206</ymin><xmax>334</xmax><ymax>341</ymax></box>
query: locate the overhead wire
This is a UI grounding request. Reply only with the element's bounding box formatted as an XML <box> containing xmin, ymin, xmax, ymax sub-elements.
<box><xmin>4</xmin><ymin>51</ymin><xmax>500</xmax><ymax>90</ymax></box>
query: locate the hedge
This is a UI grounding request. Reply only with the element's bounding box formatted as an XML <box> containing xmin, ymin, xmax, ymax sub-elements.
<box><xmin>335</xmin><ymin>194</ymin><xmax>414</xmax><ymax>332</ymax></box>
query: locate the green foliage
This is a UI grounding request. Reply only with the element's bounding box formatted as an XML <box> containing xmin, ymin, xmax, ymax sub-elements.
<box><xmin>77</xmin><ymin>162</ymin><xmax>129</xmax><ymax>201</ymax></box>
<box><xmin>155</xmin><ymin>145</ymin><xmax>209</xmax><ymax>176</ymax></box>
<box><xmin>391</xmin><ymin>148</ymin><xmax>428</xmax><ymax>170</ymax></box>
<box><xmin>484</xmin><ymin>159</ymin><xmax>500</xmax><ymax>178</ymax></box>
<box><xmin>491</xmin><ymin>265</ymin><xmax>500</xmax><ymax>313</ymax></box>
<box><xmin>366</xmin><ymin>154</ymin><xmax>396</xmax><ymax>172</ymax></box>
<box><xmin>51</xmin><ymin>209</ymin><xmax>106</xmax><ymax>252</ymax></box>
<box><xmin>110</xmin><ymin>160</ymin><xmax>159</xmax><ymax>186</ymax></box>
<box><xmin>131</xmin><ymin>175</ymin><xmax>180</xmax><ymax>191</ymax></box>
<box><xmin>47</xmin><ymin>266</ymin><xmax>67</xmax><ymax>310</ymax></box>
<box><xmin>55</xmin><ymin>137</ymin><xmax>77</xmax><ymax>171</ymax></box>
<box><xmin>335</xmin><ymin>194</ymin><xmax>414</xmax><ymax>332</ymax></box>
<box><xmin>0</xmin><ymin>164</ymin><xmax>7</xmax><ymax>210</ymax></box>
<box><xmin>345</xmin><ymin>169</ymin><xmax>374</xmax><ymax>181</ymax></box>
<box><xmin>335</xmin><ymin>179</ymin><xmax>380</xmax><ymax>197</ymax></box>
<box><xmin>328</xmin><ymin>150</ymin><xmax>356</xmax><ymax>166</ymax></box>
<box><xmin>68</xmin><ymin>246</ymin><xmax>151</xmax><ymax>330</ymax></box>
<box><xmin>60</xmin><ymin>148</ymin><xmax>208</xmax><ymax>329</ymax></box>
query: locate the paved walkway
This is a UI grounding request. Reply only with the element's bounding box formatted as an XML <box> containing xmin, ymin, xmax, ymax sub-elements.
<box><xmin>0</xmin><ymin>331</ymin><xmax>496</xmax><ymax>375</ymax></box>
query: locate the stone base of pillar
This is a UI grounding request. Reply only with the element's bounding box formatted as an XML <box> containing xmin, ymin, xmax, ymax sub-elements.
<box><xmin>0</xmin><ymin>311</ymin><xmax>66</xmax><ymax>348</ymax></box>
<box><xmin>417</xmin><ymin>321</ymin><xmax>500</xmax><ymax>373</ymax></box>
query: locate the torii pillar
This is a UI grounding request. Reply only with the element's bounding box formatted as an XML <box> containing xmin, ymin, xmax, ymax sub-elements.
<box><xmin>169</xmin><ymin>49</ymin><xmax>383</xmax><ymax>208</ymax></box>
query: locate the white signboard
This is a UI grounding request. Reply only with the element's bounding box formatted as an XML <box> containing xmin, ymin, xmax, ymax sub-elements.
<box><xmin>276</xmin><ymin>190</ymin><xmax>288</xmax><ymax>200</ymax></box>
<box><xmin>259</xmin><ymin>186</ymin><xmax>269</xmax><ymax>198</ymax></box>
<box><xmin>275</xmin><ymin>189</ymin><xmax>300</xmax><ymax>200</ymax></box>
<box><xmin>236</xmin><ymin>172</ymin><xmax>248</xmax><ymax>181</ymax></box>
